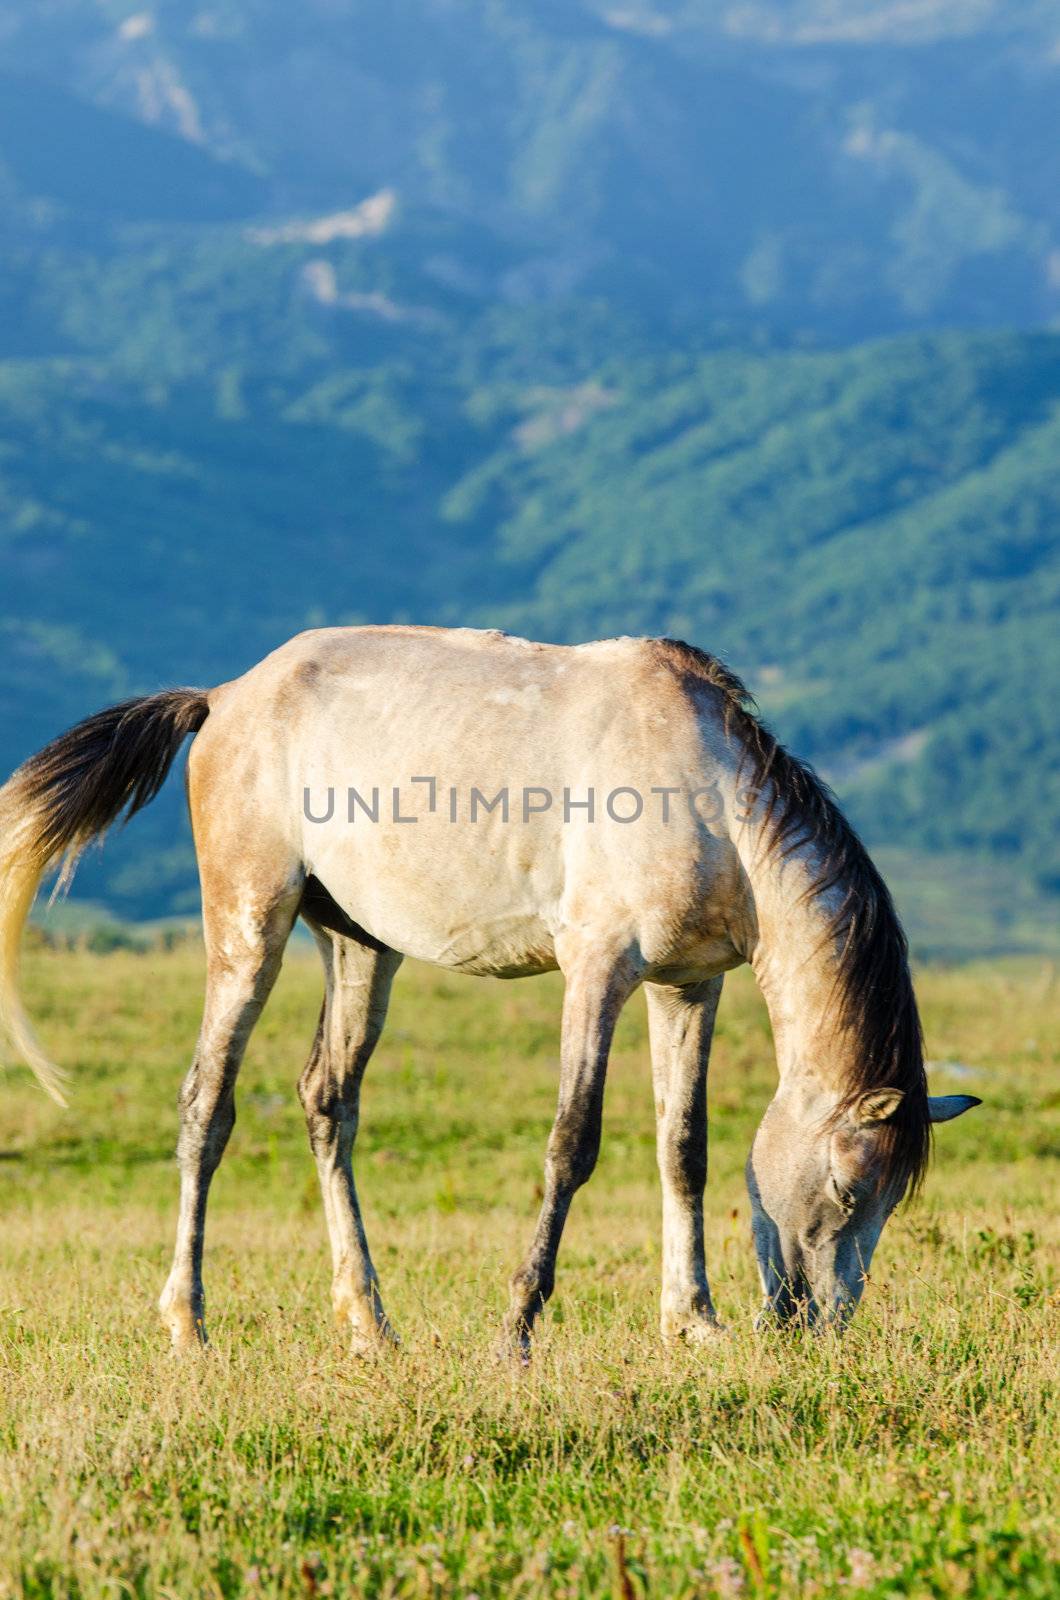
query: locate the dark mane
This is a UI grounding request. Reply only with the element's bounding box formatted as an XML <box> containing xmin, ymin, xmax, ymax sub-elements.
<box><xmin>653</xmin><ymin>638</ymin><xmax>930</xmax><ymax>1200</ymax></box>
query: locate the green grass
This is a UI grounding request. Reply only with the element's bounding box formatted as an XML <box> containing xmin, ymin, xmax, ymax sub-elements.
<box><xmin>1</xmin><ymin>944</ymin><xmax>1057</xmax><ymax>1598</ymax></box>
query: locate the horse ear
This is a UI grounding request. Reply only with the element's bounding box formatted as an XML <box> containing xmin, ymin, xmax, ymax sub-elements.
<box><xmin>853</xmin><ymin>1088</ymin><xmax>905</xmax><ymax>1124</ymax></box>
<box><xmin>928</xmin><ymin>1094</ymin><xmax>981</xmax><ymax>1123</ymax></box>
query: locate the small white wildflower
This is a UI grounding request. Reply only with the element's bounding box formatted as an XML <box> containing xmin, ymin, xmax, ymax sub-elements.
<box><xmin>709</xmin><ymin>1554</ymin><xmax>745</xmax><ymax>1597</ymax></box>
<box><xmin>847</xmin><ymin>1548</ymin><xmax>875</xmax><ymax>1589</ymax></box>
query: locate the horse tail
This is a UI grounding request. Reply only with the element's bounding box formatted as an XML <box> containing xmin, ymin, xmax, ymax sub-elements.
<box><xmin>0</xmin><ymin>690</ymin><xmax>210</xmax><ymax>1103</ymax></box>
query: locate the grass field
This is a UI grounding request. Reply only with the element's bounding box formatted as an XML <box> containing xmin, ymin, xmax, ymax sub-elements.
<box><xmin>0</xmin><ymin>942</ymin><xmax>1057</xmax><ymax>1598</ymax></box>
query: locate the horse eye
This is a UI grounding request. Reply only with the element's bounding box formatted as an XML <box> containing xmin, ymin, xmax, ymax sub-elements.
<box><xmin>827</xmin><ymin>1175</ymin><xmax>856</xmax><ymax>1214</ymax></box>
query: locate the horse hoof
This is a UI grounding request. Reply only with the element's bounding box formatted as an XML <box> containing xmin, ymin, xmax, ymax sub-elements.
<box><xmin>166</xmin><ymin>1328</ymin><xmax>210</xmax><ymax>1356</ymax></box>
<box><xmin>494</xmin><ymin>1327</ymin><xmax>532</xmax><ymax>1367</ymax></box>
<box><xmin>160</xmin><ymin>1292</ymin><xmax>209</xmax><ymax>1353</ymax></box>
<box><xmin>663</xmin><ymin>1316</ymin><xmax>729</xmax><ymax>1346</ymax></box>
<box><xmin>348</xmin><ymin>1320</ymin><xmax>400</xmax><ymax>1360</ymax></box>
<box><xmin>349</xmin><ymin>1333</ymin><xmax>398</xmax><ymax>1360</ymax></box>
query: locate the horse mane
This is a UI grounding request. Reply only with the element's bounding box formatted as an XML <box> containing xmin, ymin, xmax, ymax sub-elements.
<box><xmin>652</xmin><ymin>638</ymin><xmax>930</xmax><ymax>1200</ymax></box>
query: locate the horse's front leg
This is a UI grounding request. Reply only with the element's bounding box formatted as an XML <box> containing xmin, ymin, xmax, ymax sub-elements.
<box><xmin>646</xmin><ymin>976</ymin><xmax>726</xmax><ymax>1344</ymax></box>
<box><xmin>501</xmin><ymin>940</ymin><xmax>641</xmax><ymax>1361</ymax></box>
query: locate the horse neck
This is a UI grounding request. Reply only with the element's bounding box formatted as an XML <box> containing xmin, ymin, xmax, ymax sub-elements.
<box><xmin>738</xmin><ymin>836</ymin><xmax>855</xmax><ymax>1098</ymax></box>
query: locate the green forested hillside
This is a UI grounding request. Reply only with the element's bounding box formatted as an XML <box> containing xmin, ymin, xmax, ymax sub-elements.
<box><xmin>448</xmin><ymin>334</ymin><xmax>1060</xmax><ymax>893</ymax></box>
<box><xmin>0</xmin><ymin>3</ymin><xmax>1058</xmax><ymax>951</ymax></box>
<box><xmin>1</xmin><ymin>228</ymin><xmax>1058</xmax><ymax>947</ymax></box>
<box><xmin>2</xmin><ymin>0</ymin><xmax>1059</xmax><ymax>336</ymax></box>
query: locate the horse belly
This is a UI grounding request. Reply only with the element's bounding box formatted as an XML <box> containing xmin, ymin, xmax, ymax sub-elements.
<box><xmin>305</xmin><ymin>826</ymin><xmax>563</xmax><ymax>975</ymax></box>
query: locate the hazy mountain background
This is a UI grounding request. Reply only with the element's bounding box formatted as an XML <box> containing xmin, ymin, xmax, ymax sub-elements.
<box><xmin>1</xmin><ymin>0</ymin><xmax>1058</xmax><ymax>957</ymax></box>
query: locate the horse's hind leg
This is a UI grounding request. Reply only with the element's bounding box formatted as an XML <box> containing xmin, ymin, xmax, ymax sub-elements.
<box><xmin>299</xmin><ymin>922</ymin><xmax>402</xmax><ymax>1356</ymax></box>
<box><xmin>159</xmin><ymin>855</ymin><xmax>301</xmax><ymax>1351</ymax></box>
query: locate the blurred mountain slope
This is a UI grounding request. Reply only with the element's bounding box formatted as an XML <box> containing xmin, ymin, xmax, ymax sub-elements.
<box><xmin>1</xmin><ymin>251</ymin><xmax>1057</xmax><ymax>927</ymax></box>
<box><xmin>0</xmin><ymin>3</ymin><xmax>1058</xmax><ymax>953</ymax></box>
<box><xmin>1</xmin><ymin>0</ymin><xmax>1058</xmax><ymax>333</ymax></box>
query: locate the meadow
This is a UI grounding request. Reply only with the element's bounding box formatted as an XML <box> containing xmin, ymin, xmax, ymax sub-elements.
<box><xmin>0</xmin><ymin>940</ymin><xmax>1056</xmax><ymax>1598</ymax></box>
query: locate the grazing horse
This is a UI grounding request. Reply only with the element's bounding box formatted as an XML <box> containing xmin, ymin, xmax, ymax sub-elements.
<box><xmin>0</xmin><ymin>627</ymin><xmax>978</xmax><ymax>1354</ymax></box>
